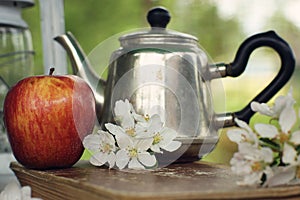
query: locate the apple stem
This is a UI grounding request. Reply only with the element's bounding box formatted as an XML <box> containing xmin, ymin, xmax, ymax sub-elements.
<box><xmin>49</xmin><ymin>67</ymin><xmax>55</xmax><ymax>76</ymax></box>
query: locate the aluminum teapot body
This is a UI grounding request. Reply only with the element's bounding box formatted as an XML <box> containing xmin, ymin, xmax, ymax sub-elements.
<box><xmin>55</xmin><ymin>7</ymin><xmax>295</xmax><ymax>163</ymax></box>
<box><xmin>102</xmin><ymin>37</ymin><xmax>217</xmax><ymax>162</ymax></box>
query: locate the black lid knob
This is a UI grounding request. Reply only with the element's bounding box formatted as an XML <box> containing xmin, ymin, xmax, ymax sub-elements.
<box><xmin>147</xmin><ymin>7</ymin><xmax>170</xmax><ymax>28</ymax></box>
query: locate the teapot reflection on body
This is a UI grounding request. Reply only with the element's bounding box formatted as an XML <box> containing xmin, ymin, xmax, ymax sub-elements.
<box><xmin>55</xmin><ymin>7</ymin><xmax>295</xmax><ymax>163</ymax></box>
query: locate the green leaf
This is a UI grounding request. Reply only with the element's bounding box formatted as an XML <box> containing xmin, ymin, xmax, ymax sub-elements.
<box><xmin>270</xmin><ymin>155</ymin><xmax>280</xmax><ymax>167</ymax></box>
<box><xmin>296</xmin><ymin>145</ymin><xmax>300</xmax><ymax>154</ymax></box>
<box><xmin>259</xmin><ymin>138</ymin><xmax>280</xmax><ymax>151</ymax></box>
<box><xmin>80</xmin><ymin>149</ymin><xmax>93</xmax><ymax>160</ymax></box>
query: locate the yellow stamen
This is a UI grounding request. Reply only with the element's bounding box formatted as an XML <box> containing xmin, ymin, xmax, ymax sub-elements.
<box><xmin>144</xmin><ymin>114</ymin><xmax>150</xmax><ymax>121</ymax></box>
<box><xmin>251</xmin><ymin>162</ymin><xmax>263</xmax><ymax>172</ymax></box>
<box><xmin>128</xmin><ymin>148</ymin><xmax>138</xmax><ymax>158</ymax></box>
<box><xmin>101</xmin><ymin>143</ymin><xmax>113</xmax><ymax>153</ymax></box>
<box><xmin>279</xmin><ymin>132</ymin><xmax>289</xmax><ymax>143</ymax></box>
<box><xmin>126</xmin><ymin>128</ymin><xmax>135</xmax><ymax>137</ymax></box>
<box><xmin>153</xmin><ymin>133</ymin><xmax>162</xmax><ymax>145</ymax></box>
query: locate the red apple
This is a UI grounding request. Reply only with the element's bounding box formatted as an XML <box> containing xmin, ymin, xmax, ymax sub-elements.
<box><xmin>3</xmin><ymin>69</ymin><xmax>96</xmax><ymax>169</ymax></box>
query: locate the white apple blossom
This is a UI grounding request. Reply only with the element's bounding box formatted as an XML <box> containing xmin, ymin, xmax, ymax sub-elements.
<box><xmin>227</xmin><ymin>118</ymin><xmax>259</xmax><ymax>147</ymax></box>
<box><xmin>113</xmin><ymin>99</ymin><xmax>137</xmax><ymax>134</ymax></box>
<box><xmin>263</xmin><ymin>165</ymin><xmax>299</xmax><ymax>187</ymax></box>
<box><xmin>82</xmin><ymin>130</ymin><xmax>116</xmax><ymax>168</ymax></box>
<box><xmin>254</xmin><ymin>104</ymin><xmax>299</xmax><ymax>166</ymax></box>
<box><xmin>135</xmin><ymin>113</ymin><xmax>163</xmax><ymax>140</ymax></box>
<box><xmin>108</xmin><ymin>100</ymin><xmax>181</xmax><ymax>153</ymax></box>
<box><xmin>282</xmin><ymin>143</ymin><xmax>300</xmax><ymax>166</ymax></box>
<box><xmin>113</xmin><ymin>99</ymin><xmax>147</xmax><ymax>129</ymax></box>
<box><xmin>266</xmin><ymin>141</ymin><xmax>300</xmax><ymax>187</ymax></box>
<box><xmin>114</xmin><ymin>99</ymin><xmax>134</xmax><ymax>129</ymax></box>
<box><xmin>0</xmin><ymin>181</ymin><xmax>42</xmax><ymax>200</ymax></box>
<box><xmin>114</xmin><ymin>132</ymin><xmax>156</xmax><ymax>169</ymax></box>
<box><xmin>230</xmin><ymin>143</ymin><xmax>273</xmax><ymax>186</ymax></box>
<box><xmin>105</xmin><ymin>118</ymin><xmax>159</xmax><ymax>169</ymax></box>
<box><xmin>136</xmin><ymin>114</ymin><xmax>181</xmax><ymax>153</ymax></box>
<box><xmin>84</xmin><ymin>99</ymin><xmax>182</xmax><ymax>169</ymax></box>
<box><xmin>109</xmin><ymin>99</ymin><xmax>148</xmax><ymax>138</ymax></box>
<box><xmin>251</xmin><ymin>88</ymin><xmax>295</xmax><ymax>119</ymax></box>
<box><xmin>150</xmin><ymin>127</ymin><xmax>182</xmax><ymax>153</ymax></box>
<box><xmin>228</xmin><ymin>89</ymin><xmax>300</xmax><ymax>187</ymax></box>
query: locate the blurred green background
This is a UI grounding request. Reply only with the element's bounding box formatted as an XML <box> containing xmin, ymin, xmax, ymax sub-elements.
<box><xmin>22</xmin><ymin>0</ymin><xmax>300</xmax><ymax>164</ymax></box>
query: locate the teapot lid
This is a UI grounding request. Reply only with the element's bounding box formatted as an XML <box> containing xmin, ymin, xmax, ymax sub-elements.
<box><xmin>119</xmin><ymin>7</ymin><xmax>198</xmax><ymax>47</ymax></box>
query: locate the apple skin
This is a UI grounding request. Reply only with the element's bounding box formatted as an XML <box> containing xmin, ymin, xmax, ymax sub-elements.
<box><xmin>3</xmin><ymin>74</ymin><xmax>96</xmax><ymax>169</ymax></box>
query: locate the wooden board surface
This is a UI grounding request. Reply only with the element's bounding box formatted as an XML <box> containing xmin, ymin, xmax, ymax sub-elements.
<box><xmin>10</xmin><ymin>161</ymin><xmax>300</xmax><ymax>200</ymax></box>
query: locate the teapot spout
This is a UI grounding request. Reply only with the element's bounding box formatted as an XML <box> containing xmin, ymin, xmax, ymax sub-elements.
<box><xmin>54</xmin><ymin>32</ymin><xmax>105</xmax><ymax>119</ymax></box>
<box><xmin>54</xmin><ymin>32</ymin><xmax>99</xmax><ymax>85</ymax></box>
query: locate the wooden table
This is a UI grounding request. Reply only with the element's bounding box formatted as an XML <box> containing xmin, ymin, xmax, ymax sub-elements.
<box><xmin>10</xmin><ymin>161</ymin><xmax>300</xmax><ymax>200</ymax></box>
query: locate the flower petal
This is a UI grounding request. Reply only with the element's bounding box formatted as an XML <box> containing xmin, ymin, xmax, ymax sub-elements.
<box><xmin>105</xmin><ymin>123</ymin><xmax>125</xmax><ymax>136</ymax></box>
<box><xmin>290</xmin><ymin>131</ymin><xmax>300</xmax><ymax>145</ymax></box>
<box><xmin>114</xmin><ymin>99</ymin><xmax>129</xmax><ymax>114</ymax></box>
<box><xmin>238</xmin><ymin>143</ymin><xmax>258</xmax><ymax>157</ymax></box>
<box><xmin>114</xmin><ymin>99</ymin><xmax>135</xmax><ymax>129</ymax></box>
<box><xmin>116</xmin><ymin>133</ymin><xmax>133</xmax><ymax>149</ymax></box>
<box><xmin>21</xmin><ymin>186</ymin><xmax>32</xmax><ymax>199</ymax></box>
<box><xmin>282</xmin><ymin>143</ymin><xmax>297</xmax><ymax>165</ymax></box>
<box><xmin>136</xmin><ymin>114</ymin><xmax>164</xmax><ymax>138</ymax></box>
<box><xmin>254</xmin><ymin>123</ymin><xmax>278</xmax><ymax>138</ymax></box>
<box><xmin>264</xmin><ymin>166</ymin><xmax>296</xmax><ymax>187</ymax></box>
<box><xmin>150</xmin><ymin>144</ymin><xmax>162</xmax><ymax>153</ymax></box>
<box><xmin>260</xmin><ymin>147</ymin><xmax>274</xmax><ymax>163</ymax></box>
<box><xmin>133</xmin><ymin>112</ymin><xmax>146</xmax><ymax>123</ymax></box>
<box><xmin>116</xmin><ymin>149</ymin><xmax>130</xmax><ymax>169</ymax></box>
<box><xmin>227</xmin><ymin>128</ymin><xmax>247</xmax><ymax>143</ymax></box>
<box><xmin>235</xmin><ymin>118</ymin><xmax>252</xmax><ymax>133</ymax></box>
<box><xmin>251</xmin><ymin>102</ymin><xmax>273</xmax><ymax>116</ymax></box>
<box><xmin>128</xmin><ymin>158</ymin><xmax>144</xmax><ymax>169</ymax></box>
<box><xmin>136</xmin><ymin>138</ymin><xmax>153</xmax><ymax>151</ymax></box>
<box><xmin>82</xmin><ymin>134</ymin><xmax>101</xmax><ymax>151</ymax></box>
<box><xmin>161</xmin><ymin>141</ymin><xmax>182</xmax><ymax>152</ymax></box>
<box><xmin>148</xmin><ymin>114</ymin><xmax>163</xmax><ymax>134</ymax></box>
<box><xmin>279</xmin><ymin>105</ymin><xmax>296</xmax><ymax>133</ymax></box>
<box><xmin>107</xmin><ymin>153</ymin><xmax>116</xmax><ymax>168</ymax></box>
<box><xmin>98</xmin><ymin>130</ymin><xmax>115</xmax><ymax>145</ymax></box>
<box><xmin>90</xmin><ymin>152</ymin><xmax>108</xmax><ymax>166</ymax></box>
<box><xmin>237</xmin><ymin>171</ymin><xmax>263</xmax><ymax>186</ymax></box>
<box><xmin>0</xmin><ymin>181</ymin><xmax>22</xmax><ymax>200</ymax></box>
<box><xmin>273</xmin><ymin>95</ymin><xmax>288</xmax><ymax>115</ymax></box>
<box><xmin>114</xmin><ymin>99</ymin><xmax>132</xmax><ymax>118</ymax></box>
<box><xmin>138</xmin><ymin>152</ymin><xmax>157</xmax><ymax>167</ymax></box>
<box><xmin>160</xmin><ymin>127</ymin><xmax>177</xmax><ymax>145</ymax></box>
<box><xmin>121</xmin><ymin>115</ymin><xmax>135</xmax><ymax>130</ymax></box>
<box><xmin>230</xmin><ymin>152</ymin><xmax>252</xmax><ymax>175</ymax></box>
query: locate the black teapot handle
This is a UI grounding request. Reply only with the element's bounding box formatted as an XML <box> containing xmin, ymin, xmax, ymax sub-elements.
<box><xmin>217</xmin><ymin>31</ymin><xmax>295</xmax><ymax>126</ymax></box>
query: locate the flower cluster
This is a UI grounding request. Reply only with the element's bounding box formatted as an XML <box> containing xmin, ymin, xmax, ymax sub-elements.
<box><xmin>0</xmin><ymin>181</ymin><xmax>42</xmax><ymax>200</ymax></box>
<box><xmin>227</xmin><ymin>89</ymin><xmax>300</xmax><ymax>187</ymax></box>
<box><xmin>83</xmin><ymin>99</ymin><xmax>182</xmax><ymax>170</ymax></box>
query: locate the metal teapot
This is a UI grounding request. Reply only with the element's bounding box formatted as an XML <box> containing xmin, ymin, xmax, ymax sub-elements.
<box><xmin>55</xmin><ymin>7</ymin><xmax>295</xmax><ymax>163</ymax></box>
